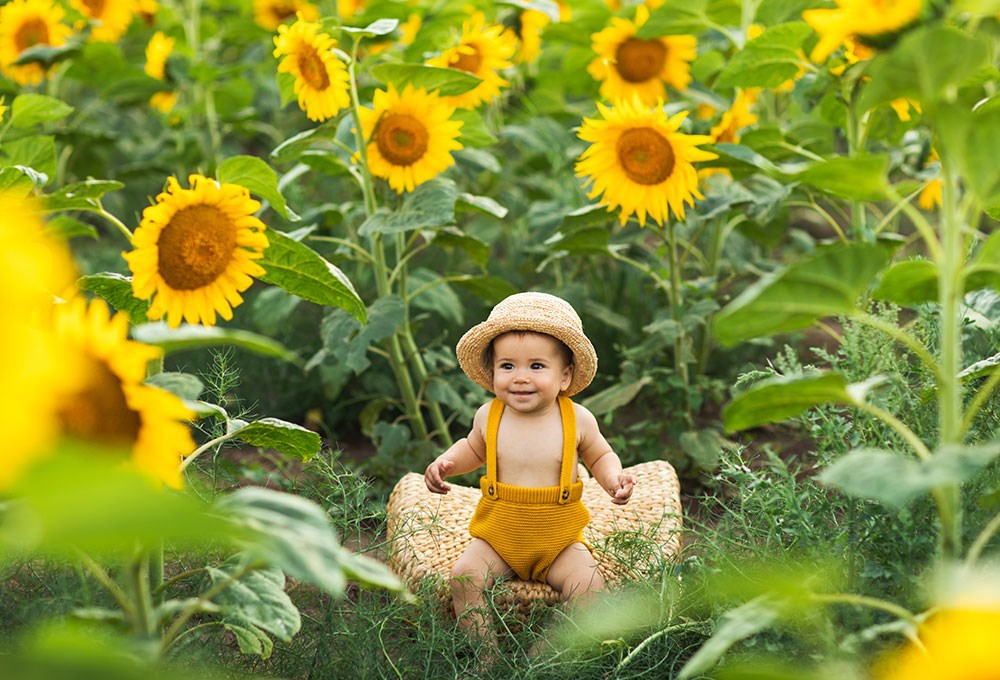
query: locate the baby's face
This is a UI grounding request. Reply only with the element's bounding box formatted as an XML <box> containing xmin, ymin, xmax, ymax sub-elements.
<box><xmin>491</xmin><ymin>332</ymin><xmax>573</xmax><ymax>413</ymax></box>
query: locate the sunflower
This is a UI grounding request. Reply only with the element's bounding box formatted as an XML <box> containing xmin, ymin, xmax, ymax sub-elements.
<box><xmin>709</xmin><ymin>89</ymin><xmax>758</xmax><ymax>144</ymax></box>
<box><xmin>0</xmin><ymin>0</ymin><xmax>73</xmax><ymax>86</ymax></box>
<box><xmin>123</xmin><ymin>174</ymin><xmax>269</xmax><ymax>328</ymax></box>
<box><xmin>273</xmin><ymin>14</ymin><xmax>351</xmax><ymax>122</ymax></box>
<box><xmin>253</xmin><ymin>0</ymin><xmax>319</xmax><ymax>31</ymax></box>
<box><xmin>803</xmin><ymin>0</ymin><xmax>923</xmax><ymax>63</ymax></box>
<box><xmin>70</xmin><ymin>0</ymin><xmax>135</xmax><ymax>43</ymax></box>
<box><xmin>338</xmin><ymin>0</ymin><xmax>365</xmax><ymax>22</ymax></box>
<box><xmin>425</xmin><ymin>11</ymin><xmax>517</xmax><ymax>110</ymax></box>
<box><xmin>0</xmin><ymin>192</ymin><xmax>81</xmax><ymax>490</ymax></box>
<box><xmin>145</xmin><ymin>31</ymin><xmax>177</xmax><ymax>112</ymax></box>
<box><xmin>358</xmin><ymin>83</ymin><xmax>464</xmax><ymax>193</ymax></box>
<box><xmin>588</xmin><ymin>4</ymin><xmax>697</xmax><ymax>105</ymax></box>
<box><xmin>399</xmin><ymin>12</ymin><xmax>422</xmax><ymax>47</ymax></box>
<box><xmin>515</xmin><ymin>9</ymin><xmax>550</xmax><ymax>64</ymax></box>
<box><xmin>52</xmin><ymin>298</ymin><xmax>195</xmax><ymax>489</ymax></box>
<box><xmin>0</xmin><ymin>96</ymin><xmax>7</xmax><ymax>122</ymax></box>
<box><xmin>890</xmin><ymin>97</ymin><xmax>920</xmax><ymax>122</ymax></box>
<box><xmin>575</xmin><ymin>97</ymin><xmax>717</xmax><ymax>226</ymax></box>
<box><xmin>876</xmin><ymin>608</ymin><xmax>1000</xmax><ymax>680</ymax></box>
<box><xmin>136</xmin><ymin>0</ymin><xmax>159</xmax><ymax>26</ymax></box>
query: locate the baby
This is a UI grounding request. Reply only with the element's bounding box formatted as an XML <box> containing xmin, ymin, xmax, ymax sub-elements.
<box><xmin>424</xmin><ymin>292</ymin><xmax>637</xmax><ymax>638</ymax></box>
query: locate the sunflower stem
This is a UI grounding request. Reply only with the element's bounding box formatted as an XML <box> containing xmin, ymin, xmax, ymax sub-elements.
<box><xmin>345</xmin><ymin>34</ymin><xmax>430</xmax><ymax>443</ymax></box>
<box><xmin>664</xmin><ymin>222</ymin><xmax>690</xmax><ymax>394</ymax></box>
<box><xmin>96</xmin><ymin>204</ymin><xmax>134</xmax><ymax>242</ymax></box>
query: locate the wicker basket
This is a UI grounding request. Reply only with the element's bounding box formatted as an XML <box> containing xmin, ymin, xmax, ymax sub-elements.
<box><xmin>386</xmin><ymin>460</ymin><xmax>683</xmax><ymax>616</ymax></box>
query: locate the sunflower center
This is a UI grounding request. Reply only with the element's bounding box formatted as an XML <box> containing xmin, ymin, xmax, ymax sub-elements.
<box><xmin>448</xmin><ymin>46</ymin><xmax>482</xmax><ymax>74</ymax></box>
<box><xmin>616</xmin><ymin>127</ymin><xmax>675</xmax><ymax>185</ymax></box>
<box><xmin>157</xmin><ymin>204</ymin><xmax>238</xmax><ymax>290</ymax></box>
<box><xmin>375</xmin><ymin>114</ymin><xmax>429</xmax><ymax>166</ymax></box>
<box><xmin>271</xmin><ymin>0</ymin><xmax>297</xmax><ymax>21</ymax></box>
<box><xmin>58</xmin><ymin>359</ymin><xmax>141</xmax><ymax>446</ymax></box>
<box><xmin>15</xmin><ymin>18</ymin><xmax>50</xmax><ymax>51</ymax></box>
<box><xmin>615</xmin><ymin>38</ymin><xmax>667</xmax><ymax>83</ymax></box>
<box><xmin>82</xmin><ymin>0</ymin><xmax>106</xmax><ymax>16</ymax></box>
<box><xmin>297</xmin><ymin>47</ymin><xmax>330</xmax><ymax>90</ymax></box>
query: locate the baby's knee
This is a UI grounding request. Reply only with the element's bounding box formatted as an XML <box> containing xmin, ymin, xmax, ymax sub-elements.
<box><xmin>449</xmin><ymin>556</ymin><xmax>489</xmax><ymax>589</ymax></box>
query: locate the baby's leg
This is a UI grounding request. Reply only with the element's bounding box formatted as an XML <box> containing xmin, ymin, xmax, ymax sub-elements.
<box><xmin>450</xmin><ymin>538</ymin><xmax>512</xmax><ymax>639</ymax></box>
<box><xmin>546</xmin><ymin>542</ymin><xmax>604</xmax><ymax>604</ymax></box>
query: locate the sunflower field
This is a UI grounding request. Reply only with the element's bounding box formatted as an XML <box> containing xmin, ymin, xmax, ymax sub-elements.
<box><xmin>2</xmin><ymin>0</ymin><xmax>1000</xmax><ymax>677</ymax></box>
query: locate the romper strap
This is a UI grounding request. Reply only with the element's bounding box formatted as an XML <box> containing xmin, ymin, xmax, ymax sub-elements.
<box><xmin>557</xmin><ymin>396</ymin><xmax>576</xmax><ymax>504</ymax></box>
<box><xmin>484</xmin><ymin>397</ymin><xmax>505</xmax><ymax>497</ymax></box>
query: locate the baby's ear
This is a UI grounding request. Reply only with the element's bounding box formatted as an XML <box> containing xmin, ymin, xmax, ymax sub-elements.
<box><xmin>560</xmin><ymin>363</ymin><xmax>574</xmax><ymax>392</ymax></box>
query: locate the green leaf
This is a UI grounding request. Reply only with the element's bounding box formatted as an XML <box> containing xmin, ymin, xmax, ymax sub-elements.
<box><xmin>145</xmin><ymin>372</ymin><xmax>204</xmax><ymax>401</ymax></box>
<box><xmin>340</xmin><ymin>18</ymin><xmax>399</xmax><ymax>36</ymax></box>
<box><xmin>258</xmin><ymin>229</ymin><xmax>366</xmax><ymax>323</ymax></box>
<box><xmin>819</xmin><ymin>443</ymin><xmax>1000</xmax><ymax>507</ymax></box>
<box><xmin>131</xmin><ymin>322</ymin><xmax>302</xmax><ymax>365</ymax></box>
<box><xmin>320</xmin><ymin>295</ymin><xmax>405</xmax><ymax>373</ymax></box>
<box><xmin>680</xmin><ymin>429</ymin><xmax>736</xmax><ymax>469</ymax></box>
<box><xmin>453</xmin><ymin>108</ymin><xmax>497</xmax><ymax>147</ymax></box>
<box><xmin>8</xmin><ymin>93</ymin><xmax>74</xmax><ymax>128</ymax></box>
<box><xmin>368</xmin><ymin>63</ymin><xmax>481</xmax><ymax>96</ymax></box>
<box><xmin>43</xmin><ymin>179</ymin><xmax>125</xmax><ymax>212</ymax></box>
<box><xmin>960</xmin><ymin>352</ymin><xmax>1000</xmax><ymax>380</ymax></box>
<box><xmin>0</xmin><ymin>166</ymin><xmax>42</xmax><ymax>195</ymax></box>
<box><xmin>858</xmin><ymin>25</ymin><xmax>990</xmax><ymax>112</ymax></box>
<box><xmin>678</xmin><ymin>596</ymin><xmax>784</xmax><ymax>680</ymax></box>
<box><xmin>1</xmin><ymin>136</ymin><xmax>56</xmax><ymax>184</ymax></box>
<box><xmin>873</xmin><ymin>259</ymin><xmax>939</xmax><ymax>305</ymax></box>
<box><xmin>711</xmin><ymin>143</ymin><xmax>782</xmax><ymax>174</ymax></box>
<box><xmin>637</xmin><ymin>0</ymin><xmax>711</xmax><ymax>37</ymax></box>
<box><xmin>966</xmin><ymin>231</ymin><xmax>1000</xmax><ymax>292</ymax></box>
<box><xmin>457</xmin><ymin>192</ymin><xmax>507</xmax><ymax>218</ymax></box>
<box><xmin>12</xmin><ymin>41</ymin><xmax>81</xmax><ymax>68</ymax></box>
<box><xmin>431</xmin><ymin>227</ymin><xmax>490</xmax><ymax>268</ymax></box>
<box><xmin>713</xmin><ymin>243</ymin><xmax>889</xmax><ymax>346</ymax></box>
<box><xmin>582</xmin><ymin>377</ymin><xmax>652</xmax><ymax>417</ymax></box>
<box><xmin>271</xmin><ymin>125</ymin><xmax>339</xmax><ymax>163</ymax></box>
<box><xmin>938</xmin><ymin>103</ymin><xmax>1000</xmax><ymax>212</ymax></box>
<box><xmin>716</xmin><ymin>23</ymin><xmax>812</xmax><ymax>89</ymax></box>
<box><xmin>217</xmin><ymin>155</ymin><xmax>296</xmax><ymax>221</ymax></box>
<box><xmin>543</xmin><ymin>225</ymin><xmax>611</xmax><ymax>255</ymax></box>
<box><xmin>228</xmin><ymin>418</ymin><xmax>321</xmax><ymax>462</ymax></box>
<box><xmin>216</xmin><ymin>487</ymin><xmax>405</xmax><ymax>596</ymax></box>
<box><xmin>44</xmin><ymin>215</ymin><xmax>98</xmax><ymax>240</ymax></box>
<box><xmin>792</xmin><ymin>155</ymin><xmax>889</xmax><ymax>201</ymax></box>
<box><xmin>452</xmin><ymin>276</ymin><xmax>519</xmax><ymax>304</ymax></box>
<box><xmin>407</xmin><ymin>268</ymin><xmax>463</xmax><ymax>324</ymax></box>
<box><xmin>210</xmin><ymin>560</ymin><xmax>301</xmax><ymax>643</ymax></box>
<box><xmin>358</xmin><ymin>178</ymin><xmax>458</xmax><ymax>236</ymax></box>
<box><xmin>722</xmin><ymin>372</ymin><xmax>850</xmax><ymax>432</ymax></box>
<box><xmin>77</xmin><ymin>272</ymin><xmax>150</xmax><ymax>325</ymax></box>
<box><xmin>225</xmin><ymin>622</ymin><xmax>273</xmax><ymax>659</ymax></box>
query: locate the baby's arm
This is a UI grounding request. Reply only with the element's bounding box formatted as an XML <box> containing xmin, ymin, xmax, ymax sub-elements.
<box><xmin>576</xmin><ymin>404</ymin><xmax>636</xmax><ymax>505</ymax></box>
<box><xmin>424</xmin><ymin>403</ymin><xmax>489</xmax><ymax>494</ymax></box>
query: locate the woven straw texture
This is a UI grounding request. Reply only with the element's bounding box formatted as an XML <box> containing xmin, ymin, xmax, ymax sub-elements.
<box><xmin>386</xmin><ymin>460</ymin><xmax>682</xmax><ymax>617</ymax></box>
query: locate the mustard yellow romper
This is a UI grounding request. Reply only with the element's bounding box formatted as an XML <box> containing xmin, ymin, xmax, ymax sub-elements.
<box><xmin>468</xmin><ymin>395</ymin><xmax>592</xmax><ymax>582</ymax></box>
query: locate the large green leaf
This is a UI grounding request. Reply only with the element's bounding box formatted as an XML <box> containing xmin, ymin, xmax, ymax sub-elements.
<box><xmin>8</xmin><ymin>93</ymin><xmax>74</xmax><ymax>128</ymax></box>
<box><xmin>716</xmin><ymin>23</ymin><xmax>812</xmax><ymax>89</ymax></box>
<box><xmin>358</xmin><ymin>178</ymin><xmax>458</xmax><ymax>236</ymax></box>
<box><xmin>582</xmin><ymin>377</ymin><xmax>652</xmax><ymax>417</ymax></box>
<box><xmin>638</xmin><ymin>0</ymin><xmax>711</xmax><ymax>37</ymax></box>
<box><xmin>368</xmin><ymin>63</ymin><xmax>482</xmax><ymax>96</ymax></box>
<box><xmin>217</xmin><ymin>155</ymin><xmax>296</xmax><ymax>221</ymax></box>
<box><xmin>678</xmin><ymin>596</ymin><xmax>784</xmax><ymax>679</ymax></box>
<box><xmin>77</xmin><ymin>272</ymin><xmax>151</xmax><ymax>325</ymax></box>
<box><xmin>209</xmin><ymin>560</ymin><xmax>301</xmax><ymax>646</ymax></box>
<box><xmin>873</xmin><ymin>259</ymin><xmax>939</xmax><ymax>306</ymax></box>
<box><xmin>722</xmin><ymin>372</ymin><xmax>850</xmax><ymax>432</ymax></box>
<box><xmin>966</xmin><ymin>231</ymin><xmax>1000</xmax><ymax>291</ymax></box>
<box><xmin>858</xmin><ymin>25</ymin><xmax>990</xmax><ymax>112</ymax></box>
<box><xmin>216</xmin><ymin>487</ymin><xmax>405</xmax><ymax>596</ymax></box>
<box><xmin>43</xmin><ymin>179</ymin><xmax>125</xmax><ymax>212</ymax></box>
<box><xmin>258</xmin><ymin>229</ymin><xmax>366</xmax><ymax>323</ymax></box>
<box><xmin>792</xmin><ymin>155</ymin><xmax>889</xmax><ymax>201</ymax></box>
<box><xmin>319</xmin><ymin>295</ymin><xmax>404</xmax><ymax>374</ymax></box>
<box><xmin>937</xmin><ymin>103</ymin><xmax>1000</xmax><ymax>213</ymax></box>
<box><xmin>819</xmin><ymin>443</ymin><xmax>1000</xmax><ymax>507</ymax></box>
<box><xmin>131</xmin><ymin>322</ymin><xmax>301</xmax><ymax>364</ymax></box>
<box><xmin>228</xmin><ymin>417</ymin><xmax>321</xmax><ymax>462</ymax></box>
<box><xmin>1</xmin><ymin>136</ymin><xmax>56</xmax><ymax>184</ymax></box>
<box><xmin>0</xmin><ymin>166</ymin><xmax>41</xmax><ymax>195</ymax></box>
<box><xmin>145</xmin><ymin>372</ymin><xmax>204</xmax><ymax>401</ymax></box>
<box><xmin>713</xmin><ymin>243</ymin><xmax>889</xmax><ymax>346</ymax></box>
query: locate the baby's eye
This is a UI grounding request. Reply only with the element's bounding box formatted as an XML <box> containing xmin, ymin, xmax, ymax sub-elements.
<box><xmin>531</xmin><ymin>362</ymin><xmax>545</xmax><ymax>370</ymax></box>
<box><xmin>499</xmin><ymin>362</ymin><xmax>514</xmax><ymax>370</ymax></box>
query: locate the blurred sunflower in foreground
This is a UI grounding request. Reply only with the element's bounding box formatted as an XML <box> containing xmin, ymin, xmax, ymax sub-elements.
<box><xmin>358</xmin><ymin>83</ymin><xmax>464</xmax><ymax>193</ymax></box>
<box><xmin>588</xmin><ymin>4</ymin><xmax>697</xmax><ymax>106</ymax></box>
<box><xmin>803</xmin><ymin>0</ymin><xmax>923</xmax><ymax>63</ymax></box>
<box><xmin>877</xmin><ymin>607</ymin><xmax>1000</xmax><ymax>680</ymax></box>
<box><xmin>273</xmin><ymin>14</ymin><xmax>351</xmax><ymax>122</ymax></box>
<box><xmin>425</xmin><ymin>11</ymin><xmax>516</xmax><ymax>110</ymax></box>
<box><xmin>124</xmin><ymin>174</ymin><xmax>269</xmax><ymax>328</ymax></box>
<box><xmin>0</xmin><ymin>0</ymin><xmax>73</xmax><ymax>86</ymax></box>
<box><xmin>0</xmin><ymin>192</ymin><xmax>81</xmax><ymax>489</ymax></box>
<box><xmin>575</xmin><ymin>97</ymin><xmax>717</xmax><ymax>227</ymax></box>
<box><xmin>52</xmin><ymin>298</ymin><xmax>195</xmax><ymax>489</ymax></box>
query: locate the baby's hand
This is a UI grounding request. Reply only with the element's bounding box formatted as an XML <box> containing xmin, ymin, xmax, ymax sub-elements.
<box><xmin>610</xmin><ymin>473</ymin><xmax>637</xmax><ymax>505</ymax></box>
<box><xmin>424</xmin><ymin>459</ymin><xmax>454</xmax><ymax>494</ymax></box>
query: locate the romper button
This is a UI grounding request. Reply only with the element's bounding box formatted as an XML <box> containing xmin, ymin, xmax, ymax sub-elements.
<box><xmin>488</xmin><ymin>485</ymin><xmax>494</xmax><ymax>495</ymax></box>
<box><xmin>561</xmin><ymin>489</ymin><xmax>569</xmax><ymax>500</ymax></box>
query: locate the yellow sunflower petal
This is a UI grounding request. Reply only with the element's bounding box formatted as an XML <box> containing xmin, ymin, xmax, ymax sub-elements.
<box><xmin>0</xmin><ymin>0</ymin><xmax>73</xmax><ymax>85</ymax></box>
<box><xmin>273</xmin><ymin>14</ymin><xmax>351</xmax><ymax>122</ymax></box>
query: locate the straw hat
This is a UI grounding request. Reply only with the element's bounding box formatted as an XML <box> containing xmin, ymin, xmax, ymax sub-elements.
<box><xmin>456</xmin><ymin>292</ymin><xmax>597</xmax><ymax>397</ymax></box>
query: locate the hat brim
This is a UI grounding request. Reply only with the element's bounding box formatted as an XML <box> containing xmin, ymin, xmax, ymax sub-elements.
<box><xmin>456</xmin><ymin>315</ymin><xmax>597</xmax><ymax>397</ymax></box>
